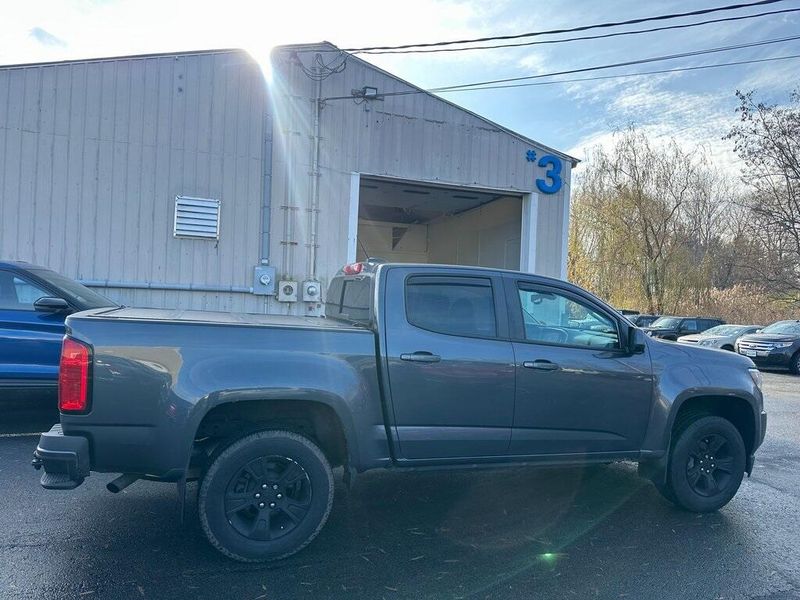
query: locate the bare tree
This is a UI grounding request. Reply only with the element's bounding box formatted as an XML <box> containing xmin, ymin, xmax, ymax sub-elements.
<box><xmin>726</xmin><ymin>89</ymin><xmax>800</xmax><ymax>303</ymax></box>
<box><xmin>570</xmin><ymin>127</ymin><xmax>730</xmax><ymax>314</ymax></box>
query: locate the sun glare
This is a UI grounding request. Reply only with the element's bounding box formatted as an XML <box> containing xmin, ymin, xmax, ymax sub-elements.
<box><xmin>244</xmin><ymin>41</ymin><xmax>274</xmax><ymax>82</ymax></box>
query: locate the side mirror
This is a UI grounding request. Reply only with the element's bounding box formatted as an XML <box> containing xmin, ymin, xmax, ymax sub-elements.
<box><xmin>33</xmin><ymin>296</ymin><xmax>71</xmax><ymax>313</ymax></box>
<box><xmin>627</xmin><ymin>326</ymin><xmax>646</xmax><ymax>354</ymax></box>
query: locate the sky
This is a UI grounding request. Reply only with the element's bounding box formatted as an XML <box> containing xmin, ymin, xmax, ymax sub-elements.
<box><xmin>3</xmin><ymin>0</ymin><xmax>799</xmax><ymax>175</ymax></box>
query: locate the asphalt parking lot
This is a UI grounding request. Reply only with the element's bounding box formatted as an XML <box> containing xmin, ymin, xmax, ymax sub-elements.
<box><xmin>1</xmin><ymin>373</ymin><xmax>798</xmax><ymax>600</ymax></box>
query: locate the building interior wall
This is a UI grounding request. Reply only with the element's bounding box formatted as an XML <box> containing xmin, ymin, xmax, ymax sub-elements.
<box><xmin>356</xmin><ymin>196</ymin><xmax>521</xmax><ymax>270</ymax></box>
<box><xmin>428</xmin><ymin>197</ymin><xmax>521</xmax><ymax>270</ymax></box>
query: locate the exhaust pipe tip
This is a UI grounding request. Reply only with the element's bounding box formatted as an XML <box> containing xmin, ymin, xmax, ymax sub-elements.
<box><xmin>107</xmin><ymin>473</ymin><xmax>139</xmax><ymax>493</ymax></box>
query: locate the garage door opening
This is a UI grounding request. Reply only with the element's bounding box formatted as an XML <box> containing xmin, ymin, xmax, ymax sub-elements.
<box><xmin>353</xmin><ymin>177</ymin><xmax>526</xmax><ymax>271</ymax></box>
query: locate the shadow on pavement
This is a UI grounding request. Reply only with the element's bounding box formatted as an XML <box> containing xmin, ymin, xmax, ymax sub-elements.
<box><xmin>5</xmin><ymin>458</ymin><xmax>758</xmax><ymax>600</ymax></box>
<box><xmin>1</xmin><ymin>389</ymin><xmax>58</xmax><ymax>434</ymax></box>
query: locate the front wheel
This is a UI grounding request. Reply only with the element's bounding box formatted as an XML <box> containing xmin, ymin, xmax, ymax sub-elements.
<box><xmin>199</xmin><ymin>430</ymin><xmax>334</xmax><ymax>562</ymax></box>
<box><xmin>790</xmin><ymin>352</ymin><xmax>800</xmax><ymax>375</ymax></box>
<box><xmin>662</xmin><ymin>416</ymin><xmax>746</xmax><ymax>512</ymax></box>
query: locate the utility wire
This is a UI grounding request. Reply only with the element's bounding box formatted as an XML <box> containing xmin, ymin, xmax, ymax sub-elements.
<box><xmin>429</xmin><ymin>53</ymin><xmax>800</xmax><ymax>94</ymax></box>
<box><xmin>342</xmin><ymin>0</ymin><xmax>791</xmax><ymax>53</ymax></box>
<box><xmin>426</xmin><ymin>34</ymin><xmax>800</xmax><ymax>92</ymax></box>
<box><xmin>355</xmin><ymin>7</ymin><xmax>800</xmax><ymax>55</ymax></box>
<box><xmin>320</xmin><ymin>36</ymin><xmax>800</xmax><ymax>101</ymax></box>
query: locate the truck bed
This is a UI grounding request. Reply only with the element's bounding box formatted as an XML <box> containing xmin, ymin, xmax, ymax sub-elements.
<box><xmin>58</xmin><ymin>306</ymin><xmax>388</xmax><ymax>478</ymax></box>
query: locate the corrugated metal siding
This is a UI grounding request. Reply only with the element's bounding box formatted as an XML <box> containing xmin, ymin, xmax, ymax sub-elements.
<box><xmin>1</xmin><ymin>46</ymin><xmax>571</xmax><ymax>316</ymax></box>
<box><xmin>269</xmin><ymin>49</ymin><xmax>572</xmax><ymax>302</ymax></box>
<box><xmin>0</xmin><ymin>50</ymin><xmax>269</xmax><ymax>312</ymax></box>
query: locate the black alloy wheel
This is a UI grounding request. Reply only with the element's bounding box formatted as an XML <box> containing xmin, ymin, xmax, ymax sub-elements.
<box><xmin>224</xmin><ymin>456</ymin><xmax>312</xmax><ymax>541</ymax></box>
<box><xmin>663</xmin><ymin>415</ymin><xmax>746</xmax><ymax>512</ymax></box>
<box><xmin>199</xmin><ymin>430</ymin><xmax>334</xmax><ymax>562</ymax></box>
<box><xmin>685</xmin><ymin>433</ymin><xmax>735</xmax><ymax>498</ymax></box>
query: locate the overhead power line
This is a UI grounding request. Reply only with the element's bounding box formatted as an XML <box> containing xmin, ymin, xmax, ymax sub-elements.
<box><xmin>342</xmin><ymin>0</ymin><xmax>790</xmax><ymax>53</ymax></box>
<box><xmin>319</xmin><ymin>35</ymin><xmax>800</xmax><ymax>101</ymax></box>
<box><xmin>355</xmin><ymin>7</ymin><xmax>800</xmax><ymax>55</ymax></box>
<box><xmin>427</xmin><ymin>34</ymin><xmax>800</xmax><ymax>92</ymax></box>
<box><xmin>430</xmin><ymin>54</ymin><xmax>800</xmax><ymax>94</ymax></box>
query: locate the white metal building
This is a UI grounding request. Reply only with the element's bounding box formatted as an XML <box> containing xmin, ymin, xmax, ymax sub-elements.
<box><xmin>0</xmin><ymin>43</ymin><xmax>576</xmax><ymax>315</ymax></box>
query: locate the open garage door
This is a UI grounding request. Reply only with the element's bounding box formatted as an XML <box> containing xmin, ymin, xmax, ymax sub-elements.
<box><xmin>354</xmin><ymin>177</ymin><xmax>525</xmax><ymax>271</ymax></box>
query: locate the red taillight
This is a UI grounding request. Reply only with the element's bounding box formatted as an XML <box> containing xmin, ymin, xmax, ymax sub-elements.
<box><xmin>343</xmin><ymin>262</ymin><xmax>364</xmax><ymax>275</ymax></box>
<box><xmin>59</xmin><ymin>337</ymin><xmax>90</xmax><ymax>413</ymax></box>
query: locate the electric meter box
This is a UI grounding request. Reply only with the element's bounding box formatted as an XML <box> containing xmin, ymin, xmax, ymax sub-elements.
<box><xmin>252</xmin><ymin>266</ymin><xmax>277</xmax><ymax>295</ymax></box>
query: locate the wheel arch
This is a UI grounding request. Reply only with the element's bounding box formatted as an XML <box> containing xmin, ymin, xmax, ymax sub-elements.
<box><xmin>667</xmin><ymin>394</ymin><xmax>758</xmax><ymax>458</ymax></box>
<box><xmin>640</xmin><ymin>392</ymin><xmax>759</xmax><ymax>485</ymax></box>
<box><xmin>190</xmin><ymin>393</ymin><xmax>357</xmax><ymax>472</ymax></box>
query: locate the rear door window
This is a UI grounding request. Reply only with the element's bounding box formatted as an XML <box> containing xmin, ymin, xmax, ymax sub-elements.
<box><xmin>405</xmin><ymin>276</ymin><xmax>497</xmax><ymax>338</ymax></box>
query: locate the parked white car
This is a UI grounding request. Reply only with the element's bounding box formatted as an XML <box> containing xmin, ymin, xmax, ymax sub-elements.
<box><xmin>677</xmin><ymin>324</ymin><xmax>761</xmax><ymax>351</ymax></box>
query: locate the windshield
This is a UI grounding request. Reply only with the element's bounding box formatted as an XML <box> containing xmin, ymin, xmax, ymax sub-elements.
<box><xmin>650</xmin><ymin>316</ymin><xmax>680</xmax><ymax>328</ymax></box>
<box><xmin>703</xmin><ymin>325</ymin><xmax>748</xmax><ymax>337</ymax></box>
<box><xmin>31</xmin><ymin>269</ymin><xmax>117</xmax><ymax>310</ymax></box>
<box><xmin>761</xmin><ymin>320</ymin><xmax>800</xmax><ymax>335</ymax></box>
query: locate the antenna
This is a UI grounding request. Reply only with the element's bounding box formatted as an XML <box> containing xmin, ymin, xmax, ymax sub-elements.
<box><xmin>358</xmin><ymin>237</ymin><xmax>371</xmax><ymax>261</ymax></box>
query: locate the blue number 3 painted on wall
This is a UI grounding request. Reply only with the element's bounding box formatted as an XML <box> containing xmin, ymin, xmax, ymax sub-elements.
<box><xmin>536</xmin><ymin>155</ymin><xmax>563</xmax><ymax>194</ymax></box>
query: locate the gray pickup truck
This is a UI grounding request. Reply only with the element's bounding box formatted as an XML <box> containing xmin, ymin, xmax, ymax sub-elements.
<box><xmin>33</xmin><ymin>261</ymin><xmax>767</xmax><ymax>562</ymax></box>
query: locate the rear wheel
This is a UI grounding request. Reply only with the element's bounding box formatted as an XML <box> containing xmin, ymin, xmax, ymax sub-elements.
<box><xmin>662</xmin><ymin>416</ymin><xmax>745</xmax><ymax>512</ymax></box>
<box><xmin>199</xmin><ymin>430</ymin><xmax>334</xmax><ymax>562</ymax></box>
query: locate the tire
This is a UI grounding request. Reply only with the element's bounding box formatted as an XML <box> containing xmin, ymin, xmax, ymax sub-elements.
<box><xmin>790</xmin><ymin>352</ymin><xmax>800</xmax><ymax>375</ymax></box>
<box><xmin>665</xmin><ymin>416</ymin><xmax>746</xmax><ymax>512</ymax></box>
<box><xmin>653</xmin><ymin>477</ymin><xmax>677</xmax><ymax>504</ymax></box>
<box><xmin>199</xmin><ymin>430</ymin><xmax>334</xmax><ymax>562</ymax></box>
<box><xmin>721</xmin><ymin>345</ymin><xmax>734</xmax><ymax>352</ymax></box>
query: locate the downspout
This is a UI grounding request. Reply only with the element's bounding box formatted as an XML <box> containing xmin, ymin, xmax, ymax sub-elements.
<box><xmin>308</xmin><ymin>66</ymin><xmax>322</xmax><ymax>279</ymax></box>
<box><xmin>261</xmin><ymin>110</ymin><xmax>273</xmax><ymax>265</ymax></box>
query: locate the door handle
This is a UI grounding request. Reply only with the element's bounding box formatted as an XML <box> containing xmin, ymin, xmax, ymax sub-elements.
<box><xmin>522</xmin><ymin>360</ymin><xmax>560</xmax><ymax>371</ymax></box>
<box><xmin>400</xmin><ymin>352</ymin><xmax>441</xmax><ymax>363</ymax></box>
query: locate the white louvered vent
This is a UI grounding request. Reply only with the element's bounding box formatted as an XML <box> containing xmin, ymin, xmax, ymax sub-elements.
<box><xmin>174</xmin><ymin>196</ymin><xmax>220</xmax><ymax>239</ymax></box>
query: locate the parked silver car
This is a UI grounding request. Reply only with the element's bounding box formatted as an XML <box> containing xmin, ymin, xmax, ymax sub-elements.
<box><xmin>678</xmin><ymin>324</ymin><xmax>761</xmax><ymax>351</ymax></box>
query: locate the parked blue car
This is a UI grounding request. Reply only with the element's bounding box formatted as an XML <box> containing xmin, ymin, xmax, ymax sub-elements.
<box><xmin>0</xmin><ymin>261</ymin><xmax>116</xmax><ymax>391</ymax></box>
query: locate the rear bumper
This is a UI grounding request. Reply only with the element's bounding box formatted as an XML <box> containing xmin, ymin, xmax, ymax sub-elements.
<box><xmin>32</xmin><ymin>424</ymin><xmax>90</xmax><ymax>490</ymax></box>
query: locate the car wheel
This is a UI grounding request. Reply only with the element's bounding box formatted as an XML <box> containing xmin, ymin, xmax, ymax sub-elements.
<box><xmin>199</xmin><ymin>430</ymin><xmax>334</xmax><ymax>562</ymax></box>
<box><xmin>790</xmin><ymin>352</ymin><xmax>800</xmax><ymax>375</ymax></box>
<box><xmin>666</xmin><ymin>416</ymin><xmax>745</xmax><ymax>513</ymax></box>
<box><xmin>721</xmin><ymin>345</ymin><xmax>734</xmax><ymax>352</ymax></box>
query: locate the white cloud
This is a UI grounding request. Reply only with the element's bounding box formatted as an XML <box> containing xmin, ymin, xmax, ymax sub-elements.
<box><xmin>566</xmin><ymin>75</ymin><xmax>746</xmax><ymax>177</ymax></box>
<box><xmin>29</xmin><ymin>27</ymin><xmax>67</xmax><ymax>48</ymax></box>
